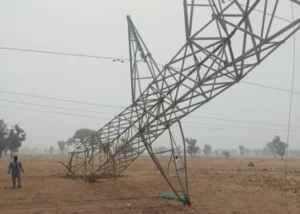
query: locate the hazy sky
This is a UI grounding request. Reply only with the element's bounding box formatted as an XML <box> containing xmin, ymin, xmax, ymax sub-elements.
<box><xmin>0</xmin><ymin>0</ymin><xmax>300</xmax><ymax>151</ymax></box>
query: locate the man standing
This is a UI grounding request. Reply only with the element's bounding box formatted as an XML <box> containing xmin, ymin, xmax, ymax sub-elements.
<box><xmin>7</xmin><ymin>155</ymin><xmax>24</xmax><ymax>188</ymax></box>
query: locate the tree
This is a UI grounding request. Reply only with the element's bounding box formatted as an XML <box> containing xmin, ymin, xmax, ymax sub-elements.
<box><xmin>274</xmin><ymin>141</ymin><xmax>287</xmax><ymax>160</ymax></box>
<box><xmin>267</xmin><ymin>141</ymin><xmax>277</xmax><ymax>158</ymax></box>
<box><xmin>7</xmin><ymin>124</ymin><xmax>26</xmax><ymax>158</ymax></box>
<box><xmin>277</xmin><ymin>142</ymin><xmax>287</xmax><ymax>160</ymax></box>
<box><xmin>238</xmin><ymin>145</ymin><xmax>245</xmax><ymax>156</ymax></box>
<box><xmin>203</xmin><ymin>144</ymin><xmax>212</xmax><ymax>156</ymax></box>
<box><xmin>222</xmin><ymin>150</ymin><xmax>230</xmax><ymax>159</ymax></box>
<box><xmin>185</xmin><ymin>137</ymin><xmax>199</xmax><ymax>157</ymax></box>
<box><xmin>68</xmin><ymin>128</ymin><xmax>95</xmax><ymax>157</ymax></box>
<box><xmin>267</xmin><ymin>136</ymin><xmax>287</xmax><ymax>160</ymax></box>
<box><xmin>66</xmin><ymin>137</ymin><xmax>74</xmax><ymax>146</ymax></box>
<box><xmin>214</xmin><ymin>149</ymin><xmax>219</xmax><ymax>156</ymax></box>
<box><xmin>49</xmin><ymin>146</ymin><xmax>54</xmax><ymax>155</ymax></box>
<box><xmin>57</xmin><ymin>141</ymin><xmax>66</xmax><ymax>155</ymax></box>
<box><xmin>69</xmin><ymin>128</ymin><xmax>95</xmax><ymax>145</ymax></box>
<box><xmin>0</xmin><ymin>119</ymin><xmax>8</xmax><ymax>158</ymax></box>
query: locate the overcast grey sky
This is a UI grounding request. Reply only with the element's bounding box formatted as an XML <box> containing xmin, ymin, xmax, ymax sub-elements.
<box><xmin>0</xmin><ymin>0</ymin><xmax>299</xmax><ymax>151</ymax></box>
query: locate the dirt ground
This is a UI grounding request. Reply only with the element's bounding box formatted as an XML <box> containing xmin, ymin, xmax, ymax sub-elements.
<box><xmin>0</xmin><ymin>155</ymin><xmax>300</xmax><ymax>214</ymax></box>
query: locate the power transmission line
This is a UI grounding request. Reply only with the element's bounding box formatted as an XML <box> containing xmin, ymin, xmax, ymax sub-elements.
<box><xmin>0</xmin><ymin>105</ymin><xmax>111</xmax><ymax>120</ymax></box>
<box><xmin>187</xmin><ymin>115</ymin><xmax>300</xmax><ymax>128</ymax></box>
<box><xmin>184</xmin><ymin>125</ymin><xmax>300</xmax><ymax>135</ymax></box>
<box><xmin>0</xmin><ymin>90</ymin><xmax>125</xmax><ymax>109</ymax></box>
<box><xmin>1</xmin><ymin>104</ymin><xmax>300</xmax><ymax>134</ymax></box>
<box><xmin>0</xmin><ymin>46</ymin><xmax>129</xmax><ymax>62</ymax></box>
<box><xmin>183</xmin><ymin>120</ymin><xmax>300</xmax><ymax>132</ymax></box>
<box><xmin>1</xmin><ymin>98</ymin><xmax>299</xmax><ymax>131</ymax></box>
<box><xmin>241</xmin><ymin>81</ymin><xmax>300</xmax><ymax>95</ymax></box>
<box><xmin>228</xmin><ymin>0</ymin><xmax>293</xmax><ymax>23</ymax></box>
<box><xmin>0</xmin><ymin>91</ymin><xmax>299</xmax><ymax>128</ymax></box>
<box><xmin>0</xmin><ymin>98</ymin><xmax>116</xmax><ymax>115</ymax></box>
<box><xmin>1</xmin><ymin>46</ymin><xmax>299</xmax><ymax>96</ymax></box>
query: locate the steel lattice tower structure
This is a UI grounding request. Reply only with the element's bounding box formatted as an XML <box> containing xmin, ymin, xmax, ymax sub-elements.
<box><xmin>64</xmin><ymin>0</ymin><xmax>300</xmax><ymax>205</ymax></box>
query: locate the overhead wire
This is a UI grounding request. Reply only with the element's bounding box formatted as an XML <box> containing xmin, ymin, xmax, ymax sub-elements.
<box><xmin>0</xmin><ymin>104</ymin><xmax>298</xmax><ymax>135</ymax></box>
<box><xmin>0</xmin><ymin>98</ymin><xmax>116</xmax><ymax>115</ymax></box>
<box><xmin>240</xmin><ymin>81</ymin><xmax>300</xmax><ymax>95</ymax></box>
<box><xmin>183</xmin><ymin>120</ymin><xmax>300</xmax><ymax>132</ymax></box>
<box><xmin>0</xmin><ymin>2</ymin><xmax>297</xmax><ymax>99</ymax></box>
<box><xmin>1</xmin><ymin>103</ymin><xmax>300</xmax><ymax>134</ymax></box>
<box><xmin>186</xmin><ymin>115</ymin><xmax>300</xmax><ymax>127</ymax></box>
<box><xmin>0</xmin><ymin>90</ymin><xmax>125</xmax><ymax>109</ymax></box>
<box><xmin>1</xmin><ymin>46</ymin><xmax>300</xmax><ymax>96</ymax></box>
<box><xmin>0</xmin><ymin>105</ymin><xmax>111</xmax><ymax>120</ymax></box>
<box><xmin>184</xmin><ymin>124</ymin><xmax>300</xmax><ymax>135</ymax></box>
<box><xmin>228</xmin><ymin>0</ymin><xmax>293</xmax><ymax>23</ymax></box>
<box><xmin>0</xmin><ymin>95</ymin><xmax>299</xmax><ymax>128</ymax></box>
<box><xmin>0</xmin><ymin>97</ymin><xmax>299</xmax><ymax>131</ymax></box>
<box><xmin>0</xmin><ymin>91</ymin><xmax>300</xmax><ymax>128</ymax></box>
<box><xmin>0</xmin><ymin>46</ymin><xmax>129</xmax><ymax>62</ymax></box>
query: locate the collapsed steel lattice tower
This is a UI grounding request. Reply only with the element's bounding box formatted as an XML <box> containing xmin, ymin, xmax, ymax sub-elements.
<box><xmin>64</xmin><ymin>0</ymin><xmax>300</xmax><ymax>205</ymax></box>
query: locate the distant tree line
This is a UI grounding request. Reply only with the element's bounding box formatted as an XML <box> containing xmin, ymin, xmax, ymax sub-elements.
<box><xmin>151</xmin><ymin>135</ymin><xmax>292</xmax><ymax>160</ymax></box>
<box><xmin>7</xmin><ymin>123</ymin><xmax>296</xmax><ymax>161</ymax></box>
<box><xmin>183</xmin><ymin>137</ymin><xmax>231</xmax><ymax>158</ymax></box>
<box><xmin>236</xmin><ymin>136</ymin><xmax>289</xmax><ymax>159</ymax></box>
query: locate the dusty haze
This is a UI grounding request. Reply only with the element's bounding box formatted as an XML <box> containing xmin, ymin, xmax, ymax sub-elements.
<box><xmin>0</xmin><ymin>0</ymin><xmax>299</xmax><ymax>151</ymax></box>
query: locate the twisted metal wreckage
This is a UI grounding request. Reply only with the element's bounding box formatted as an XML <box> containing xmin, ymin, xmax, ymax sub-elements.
<box><xmin>62</xmin><ymin>0</ymin><xmax>300</xmax><ymax>205</ymax></box>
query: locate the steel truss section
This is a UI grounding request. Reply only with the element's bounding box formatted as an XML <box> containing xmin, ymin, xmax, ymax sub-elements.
<box><xmin>64</xmin><ymin>0</ymin><xmax>300</xmax><ymax>205</ymax></box>
<box><xmin>127</xmin><ymin>16</ymin><xmax>161</xmax><ymax>103</ymax></box>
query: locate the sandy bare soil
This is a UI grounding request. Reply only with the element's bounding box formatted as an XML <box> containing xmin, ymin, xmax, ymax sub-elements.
<box><xmin>0</xmin><ymin>155</ymin><xmax>300</xmax><ymax>214</ymax></box>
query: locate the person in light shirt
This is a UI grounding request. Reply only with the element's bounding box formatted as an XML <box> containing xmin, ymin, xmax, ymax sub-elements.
<box><xmin>7</xmin><ymin>155</ymin><xmax>24</xmax><ymax>188</ymax></box>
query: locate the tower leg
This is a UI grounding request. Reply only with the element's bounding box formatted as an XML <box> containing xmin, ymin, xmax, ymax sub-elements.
<box><xmin>141</xmin><ymin>121</ymin><xmax>190</xmax><ymax>205</ymax></box>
